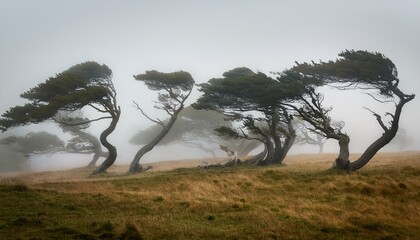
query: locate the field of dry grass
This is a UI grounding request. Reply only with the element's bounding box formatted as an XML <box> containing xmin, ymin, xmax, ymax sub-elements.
<box><xmin>0</xmin><ymin>152</ymin><xmax>419</xmax><ymax>239</ymax></box>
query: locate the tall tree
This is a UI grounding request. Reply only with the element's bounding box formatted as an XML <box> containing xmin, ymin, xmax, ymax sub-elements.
<box><xmin>194</xmin><ymin>68</ymin><xmax>308</xmax><ymax>165</ymax></box>
<box><xmin>289</xmin><ymin>50</ymin><xmax>415</xmax><ymax>171</ymax></box>
<box><xmin>129</xmin><ymin>70</ymin><xmax>194</xmax><ymax>173</ymax></box>
<box><xmin>0</xmin><ymin>62</ymin><xmax>121</xmax><ymax>174</ymax></box>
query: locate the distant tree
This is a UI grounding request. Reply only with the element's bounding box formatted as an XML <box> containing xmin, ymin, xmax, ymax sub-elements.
<box><xmin>128</xmin><ymin>70</ymin><xmax>195</xmax><ymax>173</ymax></box>
<box><xmin>54</xmin><ymin>112</ymin><xmax>108</xmax><ymax>167</ymax></box>
<box><xmin>0</xmin><ymin>62</ymin><xmax>121</xmax><ymax>174</ymax></box>
<box><xmin>389</xmin><ymin>128</ymin><xmax>412</xmax><ymax>151</ymax></box>
<box><xmin>0</xmin><ymin>131</ymin><xmax>65</xmax><ymax>172</ymax></box>
<box><xmin>0</xmin><ymin>131</ymin><xmax>65</xmax><ymax>156</ymax></box>
<box><xmin>293</xmin><ymin>118</ymin><xmax>326</xmax><ymax>153</ymax></box>
<box><xmin>0</xmin><ymin>145</ymin><xmax>26</xmax><ymax>172</ymax></box>
<box><xmin>130</xmin><ymin>106</ymin><xmax>261</xmax><ymax>159</ymax></box>
<box><xmin>194</xmin><ymin>68</ymin><xmax>312</xmax><ymax>166</ymax></box>
<box><xmin>289</xmin><ymin>50</ymin><xmax>415</xmax><ymax>171</ymax></box>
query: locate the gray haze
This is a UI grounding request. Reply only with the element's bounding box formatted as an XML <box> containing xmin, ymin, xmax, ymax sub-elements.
<box><xmin>1</xmin><ymin>0</ymin><xmax>419</xmax><ymax>171</ymax></box>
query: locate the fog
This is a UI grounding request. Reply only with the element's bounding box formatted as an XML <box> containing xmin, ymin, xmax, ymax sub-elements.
<box><xmin>1</xmin><ymin>0</ymin><xmax>419</xmax><ymax>171</ymax></box>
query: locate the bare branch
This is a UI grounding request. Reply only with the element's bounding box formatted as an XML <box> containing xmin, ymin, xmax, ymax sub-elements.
<box><xmin>363</xmin><ymin>107</ymin><xmax>389</xmax><ymax>132</ymax></box>
<box><xmin>364</xmin><ymin>92</ymin><xmax>394</xmax><ymax>104</ymax></box>
<box><xmin>133</xmin><ymin>100</ymin><xmax>165</xmax><ymax>126</ymax></box>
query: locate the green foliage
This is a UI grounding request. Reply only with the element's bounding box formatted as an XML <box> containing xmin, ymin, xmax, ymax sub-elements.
<box><xmin>292</xmin><ymin>50</ymin><xmax>400</xmax><ymax>97</ymax></box>
<box><xmin>214</xmin><ymin>126</ymin><xmax>241</xmax><ymax>139</ymax></box>
<box><xmin>133</xmin><ymin>70</ymin><xmax>194</xmax><ymax>92</ymax></box>
<box><xmin>0</xmin><ymin>62</ymin><xmax>113</xmax><ymax>132</ymax></box>
<box><xmin>194</xmin><ymin>68</ymin><xmax>286</xmax><ymax>111</ymax></box>
<box><xmin>1</xmin><ymin>131</ymin><xmax>65</xmax><ymax>154</ymax></box>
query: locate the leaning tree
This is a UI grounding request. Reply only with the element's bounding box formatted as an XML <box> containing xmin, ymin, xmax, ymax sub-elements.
<box><xmin>128</xmin><ymin>70</ymin><xmax>195</xmax><ymax>173</ymax></box>
<box><xmin>194</xmin><ymin>67</ymin><xmax>310</xmax><ymax>166</ymax></box>
<box><xmin>130</xmin><ymin>106</ymin><xmax>261</xmax><ymax>159</ymax></box>
<box><xmin>0</xmin><ymin>62</ymin><xmax>121</xmax><ymax>174</ymax></box>
<box><xmin>288</xmin><ymin>50</ymin><xmax>415</xmax><ymax>171</ymax></box>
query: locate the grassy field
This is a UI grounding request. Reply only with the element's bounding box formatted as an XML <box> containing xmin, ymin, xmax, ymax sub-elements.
<box><xmin>0</xmin><ymin>152</ymin><xmax>419</xmax><ymax>239</ymax></box>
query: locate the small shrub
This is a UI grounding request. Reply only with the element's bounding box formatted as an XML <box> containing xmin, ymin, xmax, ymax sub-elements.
<box><xmin>152</xmin><ymin>196</ymin><xmax>164</xmax><ymax>202</ymax></box>
<box><xmin>179</xmin><ymin>201</ymin><xmax>190</xmax><ymax>208</ymax></box>
<box><xmin>8</xmin><ymin>184</ymin><xmax>30</xmax><ymax>192</ymax></box>
<box><xmin>398</xmin><ymin>183</ymin><xmax>407</xmax><ymax>189</ymax></box>
<box><xmin>205</xmin><ymin>215</ymin><xmax>216</xmax><ymax>221</ymax></box>
<box><xmin>120</xmin><ymin>222</ymin><xmax>142</xmax><ymax>240</ymax></box>
<box><xmin>360</xmin><ymin>186</ymin><xmax>375</xmax><ymax>195</ymax></box>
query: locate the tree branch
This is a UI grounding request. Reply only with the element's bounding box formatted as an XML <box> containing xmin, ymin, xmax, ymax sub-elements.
<box><xmin>133</xmin><ymin>100</ymin><xmax>165</xmax><ymax>126</ymax></box>
<box><xmin>363</xmin><ymin>107</ymin><xmax>389</xmax><ymax>132</ymax></box>
<box><xmin>52</xmin><ymin>116</ymin><xmax>112</xmax><ymax>126</ymax></box>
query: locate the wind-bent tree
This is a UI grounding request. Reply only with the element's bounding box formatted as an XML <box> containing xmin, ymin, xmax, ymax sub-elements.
<box><xmin>0</xmin><ymin>62</ymin><xmax>121</xmax><ymax>174</ymax></box>
<box><xmin>129</xmin><ymin>70</ymin><xmax>194</xmax><ymax>173</ymax></box>
<box><xmin>194</xmin><ymin>68</ymin><xmax>310</xmax><ymax>166</ymax></box>
<box><xmin>0</xmin><ymin>132</ymin><xmax>65</xmax><ymax>172</ymax></box>
<box><xmin>55</xmin><ymin>113</ymin><xmax>107</xmax><ymax>167</ymax></box>
<box><xmin>130</xmin><ymin>106</ymin><xmax>261</xmax><ymax>159</ymax></box>
<box><xmin>0</xmin><ymin>131</ymin><xmax>65</xmax><ymax>156</ymax></box>
<box><xmin>289</xmin><ymin>50</ymin><xmax>415</xmax><ymax>171</ymax></box>
<box><xmin>293</xmin><ymin>118</ymin><xmax>326</xmax><ymax>153</ymax></box>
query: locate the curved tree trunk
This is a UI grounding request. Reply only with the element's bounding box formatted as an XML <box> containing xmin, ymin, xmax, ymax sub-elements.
<box><xmin>333</xmin><ymin>94</ymin><xmax>414</xmax><ymax>171</ymax></box>
<box><xmin>92</xmin><ymin>110</ymin><xmax>120</xmax><ymax>175</ymax></box>
<box><xmin>128</xmin><ymin>113</ymin><xmax>179</xmax><ymax>173</ymax></box>
<box><xmin>88</xmin><ymin>153</ymin><xmax>101</xmax><ymax>167</ymax></box>
<box><xmin>245</xmin><ymin>147</ymin><xmax>268</xmax><ymax>165</ymax></box>
<box><xmin>348</xmin><ymin>97</ymin><xmax>412</xmax><ymax>171</ymax></box>
<box><xmin>237</xmin><ymin>140</ymin><xmax>261</xmax><ymax>158</ymax></box>
<box><xmin>258</xmin><ymin>139</ymin><xmax>275</xmax><ymax>166</ymax></box>
<box><xmin>73</xmin><ymin>130</ymin><xmax>106</xmax><ymax>167</ymax></box>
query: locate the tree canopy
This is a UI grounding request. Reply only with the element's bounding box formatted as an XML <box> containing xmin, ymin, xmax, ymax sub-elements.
<box><xmin>0</xmin><ymin>61</ymin><xmax>121</xmax><ymax>174</ymax></box>
<box><xmin>289</xmin><ymin>50</ymin><xmax>415</xmax><ymax>170</ymax></box>
<box><xmin>194</xmin><ymin>68</ymin><xmax>307</xmax><ymax>165</ymax></box>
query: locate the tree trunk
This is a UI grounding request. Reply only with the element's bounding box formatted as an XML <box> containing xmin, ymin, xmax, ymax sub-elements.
<box><xmin>92</xmin><ymin>111</ymin><xmax>120</xmax><ymax>175</ymax></box>
<box><xmin>128</xmin><ymin>113</ymin><xmax>179</xmax><ymax>173</ymax></box>
<box><xmin>273</xmin><ymin>121</ymin><xmax>296</xmax><ymax>164</ymax></box>
<box><xmin>348</xmin><ymin>98</ymin><xmax>411</xmax><ymax>171</ymax></box>
<box><xmin>237</xmin><ymin>140</ymin><xmax>261</xmax><ymax>158</ymax></box>
<box><xmin>318</xmin><ymin>143</ymin><xmax>324</xmax><ymax>154</ymax></box>
<box><xmin>74</xmin><ymin>130</ymin><xmax>105</xmax><ymax>167</ymax></box>
<box><xmin>258</xmin><ymin>139</ymin><xmax>275</xmax><ymax>166</ymax></box>
<box><xmin>333</xmin><ymin>134</ymin><xmax>351</xmax><ymax>170</ymax></box>
<box><xmin>317</xmin><ymin>135</ymin><xmax>324</xmax><ymax>154</ymax></box>
<box><xmin>245</xmin><ymin>145</ymin><xmax>268</xmax><ymax>165</ymax></box>
<box><xmin>88</xmin><ymin>152</ymin><xmax>100</xmax><ymax>167</ymax></box>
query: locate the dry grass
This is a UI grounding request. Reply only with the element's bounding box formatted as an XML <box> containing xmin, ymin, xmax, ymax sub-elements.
<box><xmin>0</xmin><ymin>152</ymin><xmax>419</xmax><ymax>239</ymax></box>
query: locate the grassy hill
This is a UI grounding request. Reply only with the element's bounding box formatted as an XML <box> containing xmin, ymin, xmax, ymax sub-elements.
<box><xmin>0</xmin><ymin>152</ymin><xmax>419</xmax><ymax>239</ymax></box>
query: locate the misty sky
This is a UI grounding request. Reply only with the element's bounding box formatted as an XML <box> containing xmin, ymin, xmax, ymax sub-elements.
<box><xmin>1</xmin><ymin>0</ymin><xmax>419</xmax><ymax>168</ymax></box>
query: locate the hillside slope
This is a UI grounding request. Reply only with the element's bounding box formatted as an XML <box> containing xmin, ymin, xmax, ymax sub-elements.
<box><xmin>0</xmin><ymin>152</ymin><xmax>419</xmax><ymax>239</ymax></box>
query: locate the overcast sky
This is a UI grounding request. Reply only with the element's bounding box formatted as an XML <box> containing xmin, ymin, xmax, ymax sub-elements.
<box><xmin>1</xmin><ymin>0</ymin><xmax>419</xmax><ymax>168</ymax></box>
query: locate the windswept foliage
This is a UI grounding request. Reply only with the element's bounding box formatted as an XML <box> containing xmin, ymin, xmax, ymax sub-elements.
<box><xmin>290</xmin><ymin>50</ymin><xmax>415</xmax><ymax>170</ymax></box>
<box><xmin>0</xmin><ymin>62</ymin><xmax>121</xmax><ymax>174</ymax></box>
<box><xmin>129</xmin><ymin>70</ymin><xmax>194</xmax><ymax>173</ymax></box>
<box><xmin>194</xmin><ymin>68</ymin><xmax>311</xmax><ymax>165</ymax></box>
